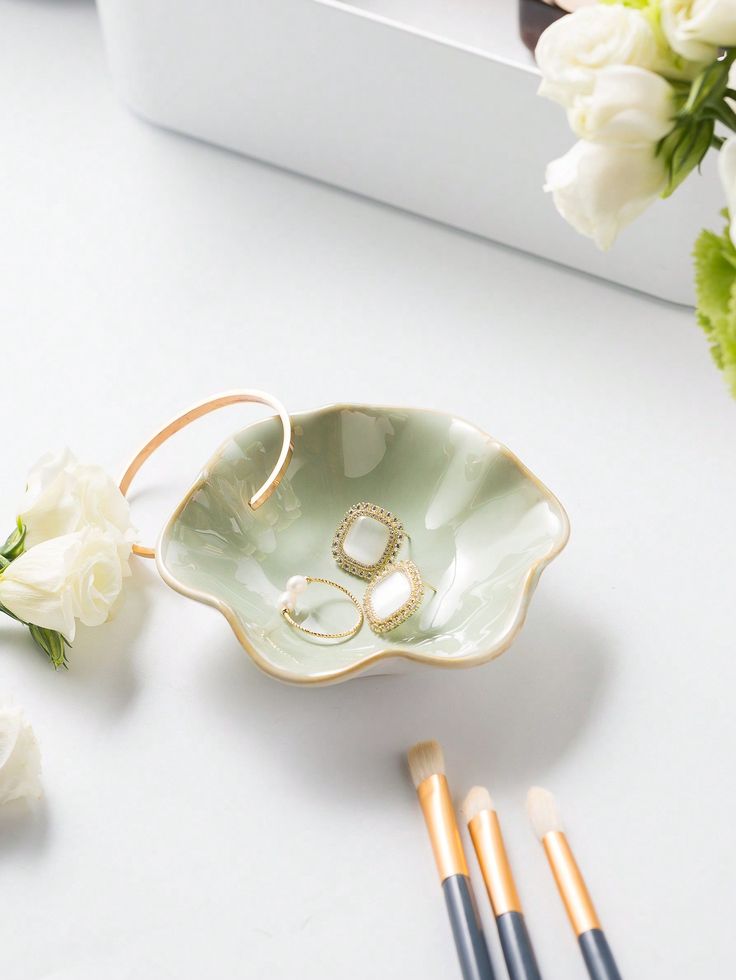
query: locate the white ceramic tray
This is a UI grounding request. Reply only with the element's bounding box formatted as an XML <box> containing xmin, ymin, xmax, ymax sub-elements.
<box><xmin>96</xmin><ymin>0</ymin><xmax>723</xmax><ymax>305</ymax></box>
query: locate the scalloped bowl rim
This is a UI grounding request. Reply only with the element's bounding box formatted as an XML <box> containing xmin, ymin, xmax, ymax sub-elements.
<box><xmin>155</xmin><ymin>403</ymin><xmax>571</xmax><ymax>686</ymax></box>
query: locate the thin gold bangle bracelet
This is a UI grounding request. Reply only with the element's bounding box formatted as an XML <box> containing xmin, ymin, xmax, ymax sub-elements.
<box><xmin>281</xmin><ymin>577</ymin><xmax>364</xmax><ymax>642</ymax></box>
<box><xmin>119</xmin><ymin>390</ymin><xmax>293</xmax><ymax>560</ymax></box>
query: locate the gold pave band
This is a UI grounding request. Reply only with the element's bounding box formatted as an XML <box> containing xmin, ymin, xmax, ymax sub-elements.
<box><xmin>281</xmin><ymin>577</ymin><xmax>364</xmax><ymax>642</ymax></box>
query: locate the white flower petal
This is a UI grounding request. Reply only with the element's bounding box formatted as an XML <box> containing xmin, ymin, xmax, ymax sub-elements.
<box><xmin>23</xmin><ymin>448</ymin><xmax>77</xmax><ymax>499</ymax></box>
<box><xmin>568</xmin><ymin>65</ymin><xmax>675</xmax><ymax>145</ymax></box>
<box><xmin>0</xmin><ymin>578</ymin><xmax>76</xmax><ymax>638</ymax></box>
<box><xmin>0</xmin><ymin>534</ymin><xmax>82</xmax><ymax>593</ymax></box>
<box><xmin>661</xmin><ymin>0</ymin><xmax>736</xmax><ymax>61</ymax></box>
<box><xmin>0</xmin><ymin>534</ymin><xmax>82</xmax><ymax>638</ymax></box>
<box><xmin>71</xmin><ymin>529</ymin><xmax>125</xmax><ymax>628</ymax></box>
<box><xmin>536</xmin><ymin>5</ymin><xmax>660</xmax><ymax>109</ymax></box>
<box><xmin>545</xmin><ymin>140</ymin><xmax>666</xmax><ymax>250</ymax></box>
<box><xmin>5</xmin><ymin>453</ymin><xmax>136</xmax><ymax>643</ymax></box>
<box><xmin>0</xmin><ymin>711</ymin><xmax>21</xmax><ymax>770</ymax></box>
<box><xmin>20</xmin><ymin>451</ymin><xmax>136</xmax><ymax>550</ymax></box>
<box><xmin>21</xmin><ymin>474</ymin><xmax>82</xmax><ymax>549</ymax></box>
<box><xmin>0</xmin><ymin>707</ymin><xmax>42</xmax><ymax>805</ymax></box>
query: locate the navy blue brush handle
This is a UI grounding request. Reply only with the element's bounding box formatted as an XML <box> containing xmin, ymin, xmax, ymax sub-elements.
<box><xmin>442</xmin><ymin>874</ymin><xmax>496</xmax><ymax>980</ymax></box>
<box><xmin>579</xmin><ymin>929</ymin><xmax>622</xmax><ymax>980</ymax></box>
<box><xmin>496</xmin><ymin>910</ymin><xmax>542</xmax><ymax>980</ymax></box>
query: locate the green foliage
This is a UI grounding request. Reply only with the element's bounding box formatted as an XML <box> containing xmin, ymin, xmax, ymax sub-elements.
<box><xmin>694</xmin><ymin>217</ymin><xmax>736</xmax><ymax>397</ymax></box>
<box><xmin>0</xmin><ymin>518</ymin><xmax>25</xmax><ymax>562</ymax></box>
<box><xmin>28</xmin><ymin>624</ymin><xmax>69</xmax><ymax>670</ymax></box>
<box><xmin>658</xmin><ymin>51</ymin><xmax>736</xmax><ymax>197</ymax></box>
<box><xmin>659</xmin><ymin>118</ymin><xmax>714</xmax><ymax>197</ymax></box>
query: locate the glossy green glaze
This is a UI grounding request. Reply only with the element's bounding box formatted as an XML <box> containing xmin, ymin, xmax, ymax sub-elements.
<box><xmin>157</xmin><ymin>405</ymin><xmax>569</xmax><ymax>685</ymax></box>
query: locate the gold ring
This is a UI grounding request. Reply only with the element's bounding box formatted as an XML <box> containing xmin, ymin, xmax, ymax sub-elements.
<box><xmin>280</xmin><ymin>576</ymin><xmax>364</xmax><ymax>642</ymax></box>
<box><xmin>332</xmin><ymin>502</ymin><xmax>406</xmax><ymax>580</ymax></box>
<box><xmin>364</xmin><ymin>559</ymin><xmax>430</xmax><ymax>634</ymax></box>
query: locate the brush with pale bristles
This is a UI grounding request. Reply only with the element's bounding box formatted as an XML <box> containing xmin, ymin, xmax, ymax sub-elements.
<box><xmin>408</xmin><ymin>741</ymin><xmax>496</xmax><ymax>980</ymax></box>
<box><xmin>462</xmin><ymin>787</ymin><xmax>542</xmax><ymax>980</ymax></box>
<box><xmin>527</xmin><ymin>787</ymin><xmax>621</xmax><ymax>980</ymax></box>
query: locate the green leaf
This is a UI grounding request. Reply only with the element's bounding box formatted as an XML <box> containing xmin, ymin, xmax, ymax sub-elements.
<box><xmin>27</xmin><ymin>624</ymin><xmax>69</xmax><ymax>670</ymax></box>
<box><xmin>655</xmin><ymin>50</ymin><xmax>736</xmax><ymax>198</ymax></box>
<box><xmin>693</xmin><ymin>219</ymin><xmax>736</xmax><ymax>396</ymax></box>
<box><xmin>662</xmin><ymin>119</ymin><xmax>714</xmax><ymax>198</ymax></box>
<box><xmin>658</xmin><ymin>120</ymin><xmax>697</xmax><ymax>173</ymax></box>
<box><xmin>683</xmin><ymin>70</ymin><xmax>709</xmax><ymax>115</ymax></box>
<box><xmin>714</xmin><ymin>100</ymin><xmax>736</xmax><ymax>132</ymax></box>
<box><xmin>683</xmin><ymin>53</ymin><xmax>735</xmax><ymax>115</ymax></box>
<box><xmin>0</xmin><ymin>519</ymin><xmax>26</xmax><ymax>562</ymax></box>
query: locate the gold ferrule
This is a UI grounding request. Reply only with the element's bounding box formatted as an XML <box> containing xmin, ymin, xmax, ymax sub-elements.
<box><xmin>542</xmin><ymin>831</ymin><xmax>601</xmax><ymax>936</ymax></box>
<box><xmin>468</xmin><ymin>810</ymin><xmax>522</xmax><ymax>916</ymax></box>
<box><xmin>417</xmin><ymin>774</ymin><xmax>468</xmax><ymax>882</ymax></box>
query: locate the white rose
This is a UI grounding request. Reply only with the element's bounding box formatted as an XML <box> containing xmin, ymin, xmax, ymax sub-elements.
<box><xmin>0</xmin><ymin>535</ymin><xmax>78</xmax><ymax>636</ymax></box>
<box><xmin>70</xmin><ymin>528</ymin><xmax>125</xmax><ymax>628</ymax></box>
<box><xmin>0</xmin><ymin>528</ymin><xmax>125</xmax><ymax>640</ymax></box>
<box><xmin>0</xmin><ymin>707</ymin><xmax>41</xmax><ymax>805</ymax></box>
<box><xmin>568</xmin><ymin>65</ymin><xmax>676</xmax><ymax>144</ymax></box>
<box><xmin>661</xmin><ymin>0</ymin><xmax>736</xmax><ymax>63</ymax></box>
<box><xmin>718</xmin><ymin>136</ymin><xmax>736</xmax><ymax>246</ymax></box>
<box><xmin>20</xmin><ymin>449</ymin><xmax>135</xmax><ymax>560</ymax></box>
<box><xmin>545</xmin><ymin>140</ymin><xmax>667</xmax><ymax>249</ymax></box>
<box><xmin>19</xmin><ymin>449</ymin><xmax>81</xmax><ymax>547</ymax></box>
<box><xmin>536</xmin><ymin>5</ymin><xmax>660</xmax><ymax>107</ymax></box>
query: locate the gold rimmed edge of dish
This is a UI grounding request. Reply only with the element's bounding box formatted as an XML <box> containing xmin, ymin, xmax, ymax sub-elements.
<box><xmin>154</xmin><ymin>403</ymin><xmax>571</xmax><ymax>687</ymax></box>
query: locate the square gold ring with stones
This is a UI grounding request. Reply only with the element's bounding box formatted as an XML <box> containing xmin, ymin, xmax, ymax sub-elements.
<box><xmin>364</xmin><ymin>559</ymin><xmax>424</xmax><ymax>634</ymax></box>
<box><xmin>331</xmin><ymin>502</ymin><xmax>405</xmax><ymax>580</ymax></box>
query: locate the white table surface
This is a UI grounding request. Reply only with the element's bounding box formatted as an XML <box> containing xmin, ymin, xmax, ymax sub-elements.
<box><xmin>1</xmin><ymin>3</ymin><xmax>734</xmax><ymax>979</ymax></box>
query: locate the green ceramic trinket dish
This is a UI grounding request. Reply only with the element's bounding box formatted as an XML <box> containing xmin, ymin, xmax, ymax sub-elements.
<box><xmin>156</xmin><ymin>405</ymin><xmax>569</xmax><ymax>686</ymax></box>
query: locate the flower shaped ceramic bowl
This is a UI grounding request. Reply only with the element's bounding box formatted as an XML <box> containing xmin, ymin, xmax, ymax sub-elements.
<box><xmin>156</xmin><ymin>405</ymin><xmax>569</xmax><ymax>685</ymax></box>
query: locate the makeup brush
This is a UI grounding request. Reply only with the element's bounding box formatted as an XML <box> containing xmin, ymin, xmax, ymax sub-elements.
<box><xmin>527</xmin><ymin>787</ymin><xmax>621</xmax><ymax>980</ymax></box>
<box><xmin>408</xmin><ymin>740</ymin><xmax>496</xmax><ymax>980</ymax></box>
<box><xmin>462</xmin><ymin>787</ymin><xmax>542</xmax><ymax>980</ymax></box>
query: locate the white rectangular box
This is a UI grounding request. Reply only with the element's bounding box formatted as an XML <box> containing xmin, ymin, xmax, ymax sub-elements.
<box><xmin>96</xmin><ymin>0</ymin><xmax>724</xmax><ymax>305</ymax></box>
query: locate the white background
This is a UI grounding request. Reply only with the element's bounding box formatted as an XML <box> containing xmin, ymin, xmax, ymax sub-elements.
<box><xmin>1</xmin><ymin>2</ymin><xmax>735</xmax><ymax>978</ymax></box>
